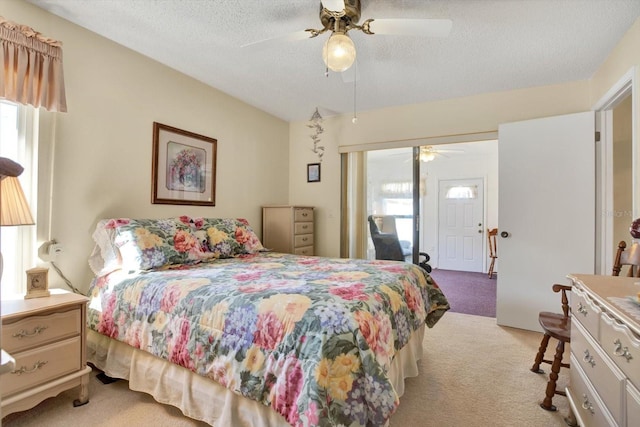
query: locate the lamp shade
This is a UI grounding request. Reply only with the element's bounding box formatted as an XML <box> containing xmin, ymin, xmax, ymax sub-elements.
<box><xmin>0</xmin><ymin>176</ymin><xmax>34</xmax><ymax>226</ymax></box>
<box><xmin>323</xmin><ymin>32</ymin><xmax>356</xmax><ymax>72</ymax></box>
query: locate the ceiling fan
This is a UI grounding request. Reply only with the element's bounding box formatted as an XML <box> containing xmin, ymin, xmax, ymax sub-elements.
<box><xmin>243</xmin><ymin>0</ymin><xmax>452</xmax><ymax>73</ymax></box>
<box><xmin>418</xmin><ymin>145</ymin><xmax>464</xmax><ymax>162</ymax></box>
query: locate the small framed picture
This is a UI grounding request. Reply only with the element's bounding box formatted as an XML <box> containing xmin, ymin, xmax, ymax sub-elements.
<box><xmin>25</xmin><ymin>267</ymin><xmax>50</xmax><ymax>299</ymax></box>
<box><xmin>307</xmin><ymin>163</ymin><xmax>321</xmax><ymax>183</ymax></box>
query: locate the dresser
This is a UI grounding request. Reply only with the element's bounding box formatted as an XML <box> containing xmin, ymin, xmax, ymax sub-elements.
<box><xmin>566</xmin><ymin>274</ymin><xmax>640</xmax><ymax>427</ymax></box>
<box><xmin>262</xmin><ymin>206</ymin><xmax>314</xmax><ymax>255</ymax></box>
<box><xmin>1</xmin><ymin>289</ymin><xmax>91</xmax><ymax>416</ymax></box>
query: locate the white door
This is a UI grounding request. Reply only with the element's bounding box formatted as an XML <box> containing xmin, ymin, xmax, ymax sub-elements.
<box><xmin>437</xmin><ymin>178</ymin><xmax>485</xmax><ymax>272</ymax></box>
<box><xmin>497</xmin><ymin>111</ymin><xmax>595</xmax><ymax>331</ymax></box>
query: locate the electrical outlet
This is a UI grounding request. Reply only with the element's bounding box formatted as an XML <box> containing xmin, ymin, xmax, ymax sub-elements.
<box><xmin>49</xmin><ymin>243</ymin><xmax>63</xmax><ymax>256</ymax></box>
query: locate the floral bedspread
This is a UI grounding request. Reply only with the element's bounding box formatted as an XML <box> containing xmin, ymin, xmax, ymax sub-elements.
<box><xmin>87</xmin><ymin>252</ymin><xmax>449</xmax><ymax>426</ymax></box>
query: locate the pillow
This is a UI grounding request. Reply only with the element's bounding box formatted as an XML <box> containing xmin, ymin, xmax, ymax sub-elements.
<box><xmin>88</xmin><ymin>218</ymin><xmax>128</xmax><ymax>276</ymax></box>
<box><xmin>178</xmin><ymin>216</ymin><xmax>265</xmax><ymax>258</ymax></box>
<box><xmin>114</xmin><ymin>218</ymin><xmax>203</xmax><ymax>270</ymax></box>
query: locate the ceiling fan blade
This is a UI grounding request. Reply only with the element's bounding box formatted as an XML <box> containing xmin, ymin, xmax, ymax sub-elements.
<box><xmin>367</xmin><ymin>18</ymin><xmax>452</xmax><ymax>37</ymax></box>
<box><xmin>241</xmin><ymin>30</ymin><xmax>311</xmax><ymax>49</ymax></box>
<box><xmin>321</xmin><ymin>0</ymin><xmax>346</xmax><ymax>12</ymax></box>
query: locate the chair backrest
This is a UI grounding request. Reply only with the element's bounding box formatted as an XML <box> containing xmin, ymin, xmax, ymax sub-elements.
<box><xmin>487</xmin><ymin>228</ymin><xmax>498</xmax><ymax>258</ymax></box>
<box><xmin>613</xmin><ymin>240</ymin><xmax>640</xmax><ymax>277</ymax></box>
<box><xmin>368</xmin><ymin>215</ymin><xmax>405</xmax><ymax>261</ymax></box>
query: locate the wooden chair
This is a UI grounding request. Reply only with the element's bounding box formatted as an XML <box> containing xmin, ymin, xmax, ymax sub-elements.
<box><xmin>612</xmin><ymin>240</ymin><xmax>640</xmax><ymax>277</ymax></box>
<box><xmin>530</xmin><ymin>284</ymin><xmax>572</xmax><ymax>411</ymax></box>
<box><xmin>487</xmin><ymin>228</ymin><xmax>498</xmax><ymax>278</ymax></box>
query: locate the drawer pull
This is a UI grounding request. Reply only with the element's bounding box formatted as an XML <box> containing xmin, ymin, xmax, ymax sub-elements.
<box><xmin>302</xmin><ymin>213</ymin><xmax>308</xmax><ymax>217</ymax></box>
<box><xmin>12</xmin><ymin>325</ymin><xmax>48</xmax><ymax>339</ymax></box>
<box><xmin>302</xmin><ymin>237</ymin><xmax>308</xmax><ymax>242</ymax></box>
<box><xmin>613</xmin><ymin>339</ymin><xmax>633</xmax><ymax>362</ymax></box>
<box><xmin>302</xmin><ymin>225</ymin><xmax>308</xmax><ymax>230</ymax></box>
<box><xmin>12</xmin><ymin>360</ymin><xmax>48</xmax><ymax>375</ymax></box>
<box><xmin>576</xmin><ymin>302</ymin><xmax>588</xmax><ymax>316</ymax></box>
<box><xmin>582</xmin><ymin>349</ymin><xmax>596</xmax><ymax>367</ymax></box>
<box><xmin>581</xmin><ymin>394</ymin><xmax>595</xmax><ymax>414</ymax></box>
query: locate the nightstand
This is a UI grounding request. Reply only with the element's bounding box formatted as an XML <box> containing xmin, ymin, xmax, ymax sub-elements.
<box><xmin>1</xmin><ymin>289</ymin><xmax>91</xmax><ymax>417</ymax></box>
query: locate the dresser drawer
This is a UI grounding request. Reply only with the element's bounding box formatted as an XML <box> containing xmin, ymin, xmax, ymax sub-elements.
<box><xmin>294</xmin><ymin>222</ymin><xmax>313</xmax><ymax>235</ymax></box>
<box><xmin>600</xmin><ymin>311</ymin><xmax>640</xmax><ymax>390</ymax></box>
<box><xmin>2</xmin><ymin>308</ymin><xmax>82</xmax><ymax>354</ymax></box>
<box><xmin>628</xmin><ymin>381</ymin><xmax>640</xmax><ymax>427</ymax></box>
<box><xmin>2</xmin><ymin>336</ymin><xmax>81</xmax><ymax>397</ymax></box>
<box><xmin>571</xmin><ymin>321</ymin><xmax>625</xmax><ymax>425</ymax></box>
<box><xmin>294</xmin><ymin>208</ymin><xmax>313</xmax><ymax>222</ymax></box>
<box><xmin>569</xmin><ymin>354</ymin><xmax>617</xmax><ymax>427</ymax></box>
<box><xmin>571</xmin><ymin>286</ymin><xmax>601</xmax><ymax>339</ymax></box>
<box><xmin>294</xmin><ymin>246</ymin><xmax>314</xmax><ymax>256</ymax></box>
<box><xmin>294</xmin><ymin>234</ymin><xmax>314</xmax><ymax>248</ymax></box>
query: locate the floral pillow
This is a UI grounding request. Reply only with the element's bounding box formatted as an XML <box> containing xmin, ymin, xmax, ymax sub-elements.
<box><xmin>178</xmin><ymin>216</ymin><xmax>265</xmax><ymax>258</ymax></box>
<box><xmin>113</xmin><ymin>218</ymin><xmax>203</xmax><ymax>270</ymax></box>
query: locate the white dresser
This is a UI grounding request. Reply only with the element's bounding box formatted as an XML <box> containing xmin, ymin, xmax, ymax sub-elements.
<box><xmin>262</xmin><ymin>206</ymin><xmax>314</xmax><ymax>255</ymax></box>
<box><xmin>567</xmin><ymin>274</ymin><xmax>640</xmax><ymax>427</ymax></box>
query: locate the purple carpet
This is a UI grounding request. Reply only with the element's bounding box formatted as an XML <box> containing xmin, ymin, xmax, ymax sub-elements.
<box><xmin>429</xmin><ymin>268</ymin><xmax>497</xmax><ymax>318</ymax></box>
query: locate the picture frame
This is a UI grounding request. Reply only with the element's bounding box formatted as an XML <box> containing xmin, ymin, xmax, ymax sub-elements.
<box><xmin>25</xmin><ymin>267</ymin><xmax>50</xmax><ymax>299</ymax></box>
<box><xmin>307</xmin><ymin>163</ymin><xmax>321</xmax><ymax>183</ymax></box>
<box><xmin>152</xmin><ymin>122</ymin><xmax>217</xmax><ymax>206</ymax></box>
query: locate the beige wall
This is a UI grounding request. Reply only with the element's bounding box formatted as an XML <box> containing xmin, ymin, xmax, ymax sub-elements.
<box><xmin>613</xmin><ymin>96</ymin><xmax>633</xmax><ymax>247</ymax></box>
<box><xmin>290</xmin><ymin>16</ymin><xmax>640</xmax><ymax>258</ymax></box>
<box><xmin>6</xmin><ymin>0</ymin><xmax>290</xmax><ymax>293</ymax></box>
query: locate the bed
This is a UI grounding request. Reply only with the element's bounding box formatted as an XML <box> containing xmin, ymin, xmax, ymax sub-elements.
<box><xmin>85</xmin><ymin>216</ymin><xmax>449</xmax><ymax>426</ymax></box>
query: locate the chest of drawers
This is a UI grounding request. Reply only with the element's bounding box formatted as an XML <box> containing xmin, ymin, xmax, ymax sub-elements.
<box><xmin>262</xmin><ymin>206</ymin><xmax>314</xmax><ymax>255</ymax></box>
<box><xmin>1</xmin><ymin>289</ymin><xmax>91</xmax><ymax>417</ymax></box>
<box><xmin>567</xmin><ymin>274</ymin><xmax>640</xmax><ymax>427</ymax></box>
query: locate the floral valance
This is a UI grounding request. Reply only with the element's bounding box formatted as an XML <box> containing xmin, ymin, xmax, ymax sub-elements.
<box><xmin>0</xmin><ymin>17</ymin><xmax>67</xmax><ymax>112</ymax></box>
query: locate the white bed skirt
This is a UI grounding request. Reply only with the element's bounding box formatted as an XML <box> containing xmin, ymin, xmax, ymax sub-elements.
<box><xmin>86</xmin><ymin>325</ymin><xmax>425</xmax><ymax>426</ymax></box>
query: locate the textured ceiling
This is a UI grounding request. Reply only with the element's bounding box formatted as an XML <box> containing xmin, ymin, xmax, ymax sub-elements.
<box><xmin>27</xmin><ymin>0</ymin><xmax>640</xmax><ymax>122</ymax></box>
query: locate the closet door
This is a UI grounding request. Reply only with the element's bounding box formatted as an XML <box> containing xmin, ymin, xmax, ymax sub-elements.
<box><xmin>497</xmin><ymin>111</ymin><xmax>595</xmax><ymax>331</ymax></box>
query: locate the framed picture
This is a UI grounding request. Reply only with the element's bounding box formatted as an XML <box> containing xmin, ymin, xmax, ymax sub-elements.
<box><xmin>307</xmin><ymin>163</ymin><xmax>321</xmax><ymax>183</ymax></box>
<box><xmin>25</xmin><ymin>267</ymin><xmax>50</xmax><ymax>299</ymax></box>
<box><xmin>152</xmin><ymin>122</ymin><xmax>217</xmax><ymax>206</ymax></box>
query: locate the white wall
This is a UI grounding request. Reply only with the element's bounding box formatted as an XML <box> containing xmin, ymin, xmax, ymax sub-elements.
<box><xmin>6</xmin><ymin>0</ymin><xmax>290</xmax><ymax>293</ymax></box>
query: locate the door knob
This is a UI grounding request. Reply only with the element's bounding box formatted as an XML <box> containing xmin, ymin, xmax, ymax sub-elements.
<box><xmin>500</xmin><ymin>231</ymin><xmax>509</xmax><ymax>238</ymax></box>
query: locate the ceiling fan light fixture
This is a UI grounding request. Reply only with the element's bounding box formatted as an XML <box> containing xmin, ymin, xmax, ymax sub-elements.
<box><xmin>323</xmin><ymin>32</ymin><xmax>356</xmax><ymax>72</ymax></box>
<box><xmin>419</xmin><ymin>149</ymin><xmax>436</xmax><ymax>162</ymax></box>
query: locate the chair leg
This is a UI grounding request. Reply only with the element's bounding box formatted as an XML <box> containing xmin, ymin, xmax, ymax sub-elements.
<box><xmin>540</xmin><ymin>340</ymin><xmax>566</xmax><ymax>411</ymax></box>
<box><xmin>488</xmin><ymin>258</ymin><xmax>495</xmax><ymax>278</ymax></box>
<box><xmin>531</xmin><ymin>333</ymin><xmax>550</xmax><ymax>374</ymax></box>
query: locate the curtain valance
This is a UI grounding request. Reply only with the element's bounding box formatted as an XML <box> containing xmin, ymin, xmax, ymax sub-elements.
<box><xmin>0</xmin><ymin>17</ymin><xmax>67</xmax><ymax>112</ymax></box>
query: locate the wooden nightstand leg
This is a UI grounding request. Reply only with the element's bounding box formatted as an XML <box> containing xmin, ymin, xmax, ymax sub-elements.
<box><xmin>73</xmin><ymin>370</ymin><xmax>90</xmax><ymax>407</ymax></box>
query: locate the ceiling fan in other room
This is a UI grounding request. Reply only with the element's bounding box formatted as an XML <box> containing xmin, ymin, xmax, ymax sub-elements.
<box><xmin>243</xmin><ymin>0</ymin><xmax>452</xmax><ymax>74</ymax></box>
<box><xmin>418</xmin><ymin>145</ymin><xmax>464</xmax><ymax>162</ymax></box>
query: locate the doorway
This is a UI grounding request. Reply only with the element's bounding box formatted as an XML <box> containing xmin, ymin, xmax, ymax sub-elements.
<box><xmin>437</xmin><ymin>178</ymin><xmax>485</xmax><ymax>272</ymax></box>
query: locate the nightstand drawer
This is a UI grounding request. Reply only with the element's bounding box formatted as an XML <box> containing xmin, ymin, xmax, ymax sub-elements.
<box><xmin>294</xmin><ymin>222</ymin><xmax>313</xmax><ymax>235</ymax></box>
<box><xmin>294</xmin><ymin>208</ymin><xmax>313</xmax><ymax>222</ymax></box>
<box><xmin>294</xmin><ymin>234</ymin><xmax>314</xmax><ymax>248</ymax></box>
<box><xmin>2</xmin><ymin>336</ymin><xmax>81</xmax><ymax>397</ymax></box>
<box><xmin>294</xmin><ymin>246</ymin><xmax>314</xmax><ymax>256</ymax></box>
<box><xmin>2</xmin><ymin>308</ymin><xmax>82</xmax><ymax>353</ymax></box>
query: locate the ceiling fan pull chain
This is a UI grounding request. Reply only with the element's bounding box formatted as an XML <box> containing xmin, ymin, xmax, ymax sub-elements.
<box><xmin>352</xmin><ymin>60</ymin><xmax>358</xmax><ymax>124</ymax></box>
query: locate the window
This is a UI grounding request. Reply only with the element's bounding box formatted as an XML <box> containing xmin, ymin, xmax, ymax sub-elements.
<box><xmin>0</xmin><ymin>101</ymin><xmax>37</xmax><ymax>297</ymax></box>
<box><xmin>445</xmin><ymin>185</ymin><xmax>478</xmax><ymax>199</ymax></box>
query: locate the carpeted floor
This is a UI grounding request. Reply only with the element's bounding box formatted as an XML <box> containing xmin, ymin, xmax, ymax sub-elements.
<box><xmin>2</xmin><ymin>312</ymin><xmax>571</xmax><ymax>427</ymax></box>
<box><xmin>429</xmin><ymin>268</ymin><xmax>497</xmax><ymax>318</ymax></box>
